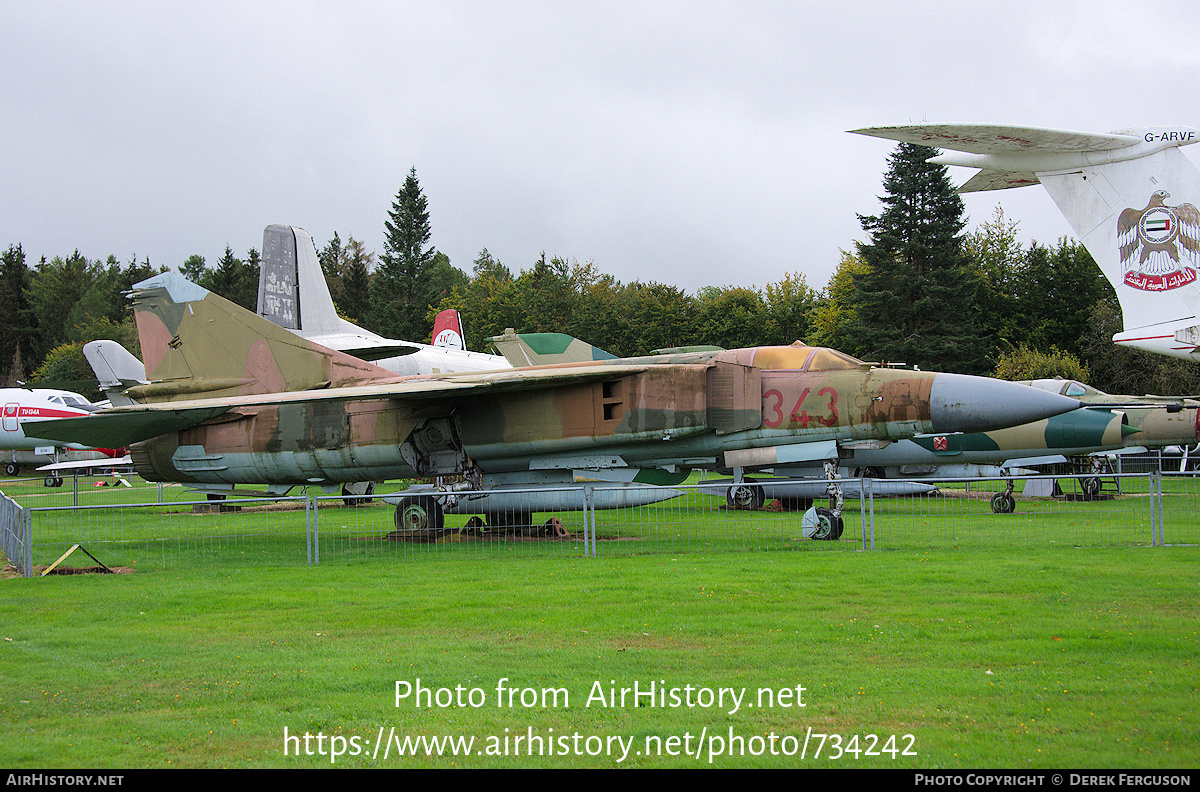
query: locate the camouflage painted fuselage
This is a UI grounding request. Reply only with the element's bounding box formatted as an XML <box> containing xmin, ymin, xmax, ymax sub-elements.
<box><xmin>1023</xmin><ymin>379</ymin><xmax>1200</xmax><ymax>450</ymax></box>
<box><xmin>29</xmin><ymin>273</ymin><xmax>1076</xmax><ymax>489</ymax></box>
<box><xmin>843</xmin><ymin>407</ymin><xmax>1132</xmax><ymax>473</ymax></box>
<box><xmin>129</xmin><ymin>345</ymin><xmax>953</xmax><ymax>486</ymax></box>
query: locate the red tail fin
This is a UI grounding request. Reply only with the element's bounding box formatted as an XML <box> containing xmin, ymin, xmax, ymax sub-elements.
<box><xmin>431</xmin><ymin>309</ymin><xmax>466</xmax><ymax>350</ymax></box>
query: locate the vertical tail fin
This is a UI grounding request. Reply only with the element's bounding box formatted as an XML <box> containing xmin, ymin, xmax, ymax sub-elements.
<box><xmin>431</xmin><ymin>309</ymin><xmax>466</xmax><ymax>350</ymax></box>
<box><xmin>131</xmin><ymin>272</ymin><xmax>396</xmax><ymax>401</ymax></box>
<box><xmin>259</xmin><ymin>224</ymin><xmax>350</xmax><ymax>334</ymax></box>
<box><xmin>486</xmin><ymin>329</ymin><xmax>617</xmax><ymax>367</ymax></box>
<box><xmin>850</xmin><ymin>124</ymin><xmax>1200</xmax><ymax>360</ymax></box>
<box><xmin>82</xmin><ymin>340</ymin><xmax>147</xmax><ymax>406</ymax></box>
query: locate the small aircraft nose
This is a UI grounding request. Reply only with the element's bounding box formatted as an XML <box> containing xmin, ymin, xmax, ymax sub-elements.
<box><xmin>929</xmin><ymin>373</ymin><xmax>1082</xmax><ymax>434</ymax></box>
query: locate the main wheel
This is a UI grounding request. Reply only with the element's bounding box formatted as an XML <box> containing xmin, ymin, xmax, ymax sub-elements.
<box><xmin>1080</xmin><ymin>477</ymin><xmax>1101</xmax><ymax>500</ymax></box>
<box><xmin>810</xmin><ymin>507</ymin><xmax>844</xmax><ymax>541</ymax></box>
<box><xmin>726</xmin><ymin>479</ymin><xmax>765</xmax><ymax>510</ymax></box>
<box><xmin>394</xmin><ymin>496</ymin><xmax>445</xmax><ymax>533</ymax></box>
<box><xmin>5</xmin><ymin>462</ymin><xmax>18</xmax><ymax>476</ymax></box>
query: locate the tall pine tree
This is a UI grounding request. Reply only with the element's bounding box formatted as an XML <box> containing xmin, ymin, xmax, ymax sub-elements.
<box><xmin>370</xmin><ymin>167</ymin><xmax>438</xmax><ymax>340</ymax></box>
<box><xmin>845</xmin><ymin>142</ymin><xmax>989</xmax><ymax>374</ymax></box>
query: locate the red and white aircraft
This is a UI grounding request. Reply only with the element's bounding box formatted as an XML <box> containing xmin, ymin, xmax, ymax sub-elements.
<box><xmin>0</xmin><ymin>388</ymin><xmax>104</xmax><ymax>475</ymax></box>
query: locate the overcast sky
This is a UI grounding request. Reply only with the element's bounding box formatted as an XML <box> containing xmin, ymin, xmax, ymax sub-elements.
<box><xmin>4</xmin><ymin>1</ymin><xmax>1198</xmax><ymax>296</ymax></box>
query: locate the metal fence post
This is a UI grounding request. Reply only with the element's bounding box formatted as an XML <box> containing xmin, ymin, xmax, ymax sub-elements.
<box><xmin>24</xmin><ymin>507</ymin><xmax>32</xmax><ymax>578</ymax></box>
<box><xmin>584</xmin><ymin>485</ymin><xmax>595</xmax><ymax>558</ymax></box>
<box><xmin>868</xmin><ymin>478</ymin><xmax>876</xmax><ymax>550</ymax></box>
<box><xmin>858</xmin><ymin>476</ymin><xmax>867</xmax><ymax>551</ymax></box>
<box><xmin>312</xmin><ymin>489</ymin><xmax>320</xmax><ymax>565</ymax></box>
<box><xmin>1155</xmin><ymin>470</ymin><xmax>1164</xmax><ymax>546</ymax></box>
<box><xmin>305</xmin><ymin>489</ymin><xmax>313</xmax><ymax>565</ymax></box>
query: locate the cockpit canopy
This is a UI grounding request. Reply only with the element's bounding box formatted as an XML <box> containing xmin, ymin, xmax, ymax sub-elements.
<box><xmin>46</xmin><ymin>392</ymin><xmax>99</xmax><ymax>412</ymax></box>
<box><xmin>748</xmin><ymin>345</ymin><xmax>863</xmax><ymax>372</ymax></box>
<box><xmin>1025</xmin><ymin>378</ymin><xmax>1104</xmax><ymax>399</ymax></box>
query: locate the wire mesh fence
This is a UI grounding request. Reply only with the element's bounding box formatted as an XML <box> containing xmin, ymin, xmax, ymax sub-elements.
<box><xmin>0</xmin><ymin>491</ymin><xmax>30</xmax><ymax>577</ymax></box>
<box><xmin>3</xmin><ymin>463</ymin><xmax>1195</xmax><ymax>575</ymax></box>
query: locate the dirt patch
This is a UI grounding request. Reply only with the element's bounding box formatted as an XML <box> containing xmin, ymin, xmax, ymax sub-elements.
<box><xmin>35</xmin><ymin>565</ymin><xmax>134</xmax><ymax>576</ymax></box>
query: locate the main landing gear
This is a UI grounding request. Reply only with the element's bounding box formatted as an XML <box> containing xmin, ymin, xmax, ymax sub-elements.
<box><xmin>393</xmin><ymin>495</ymin><xmax>445</xmax><ymax>533</ymax></box>
<box><xmin>389</xmin><ymin>496</ymin><xmax>568</xmax><ymax>538</ymax></box>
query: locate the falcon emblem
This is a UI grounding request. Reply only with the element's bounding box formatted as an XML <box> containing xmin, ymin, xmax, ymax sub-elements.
<box><xmin>1117</xmin><ymin>191</ymin><xmax>1200</xmax><ymax>291</ymax></box>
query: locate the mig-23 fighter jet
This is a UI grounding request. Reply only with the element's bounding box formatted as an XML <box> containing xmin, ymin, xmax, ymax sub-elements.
<box><xmin>29</xmin><ymin>273</ymin><xmax>1084</xmax><ymax>539</ymax></box>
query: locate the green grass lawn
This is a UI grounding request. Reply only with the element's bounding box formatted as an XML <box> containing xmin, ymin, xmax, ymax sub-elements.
<box><xmin>2</xmin><ymin>538</ymin><xmax>1197</xmax><ymax>768</ymax></box>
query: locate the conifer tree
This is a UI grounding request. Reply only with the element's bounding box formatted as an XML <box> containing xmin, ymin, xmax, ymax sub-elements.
<box><xmin>370</xmin><ymin>167</ymin><xmax>438</xmax><ymax>339</ymax></box>
<box><xmin>845</xmin><ymin>142</ymin><xmax>989</xmax><ymax>374</ymax></box>
<box><xmin>339</xmin><ymin>235</ymin><xmax>374</xmax><ymax>324</ymax></box>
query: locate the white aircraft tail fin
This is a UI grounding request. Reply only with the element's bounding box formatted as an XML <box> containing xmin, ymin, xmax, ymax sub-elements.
<box><xmin>254</xmin><ymin>224</ymin><xmax>510</xmax><ymax>374</ymax></box>
<box><xmin>259</xmin><ymin>224</ymin><xmax>350</xmax><ymax>335</ymax></box>
<box><xmin>82</xmin><ymin>340</ymin><xmax>147</xmax><ymax>406</ymax></box>
<box><xmin>851</xmin><ymin>124</ymin><xmax>1200</xmax><ymax>361</ymax></box>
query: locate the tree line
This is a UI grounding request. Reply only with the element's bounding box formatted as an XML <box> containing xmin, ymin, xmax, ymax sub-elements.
<box><xmin>5</xmin><ymin>155</ymin><xmax>1200</xmax><ymax>400</ymax></box>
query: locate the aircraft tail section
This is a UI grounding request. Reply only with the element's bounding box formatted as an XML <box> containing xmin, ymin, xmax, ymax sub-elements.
<box><xmin>131</xmin><ymin>272</ymin><xmax>397</xmax><ymax>402</ymax></box>
<box><xmin>487</xmin><ymin>329</ymin><xmax>618</xmax><ymax>367</ymax></box>
<box><xmin>82</xmin><ymin>341</ymin><xmax>147</xmax><ymax>406</ymax></box>
<box><xmin>850</xmin><ymin>124</ymin><xmax>1200</xmax><ymax>361</ymax></box>
<box><xmin>259</xmin><ymin>224</ymin><xmax>353</xmax><ymax>335</ymax></box>
<box><xmin>431</xmin><ymin>309</ymin><xmax>466</xmax><ymax>350</ymax></box>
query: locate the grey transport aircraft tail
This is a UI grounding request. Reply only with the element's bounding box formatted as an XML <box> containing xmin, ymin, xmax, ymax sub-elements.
<box><xmin>258</xmin><ymin>224</ymin><xmax>510</xmax><ymax>374</ymax></box>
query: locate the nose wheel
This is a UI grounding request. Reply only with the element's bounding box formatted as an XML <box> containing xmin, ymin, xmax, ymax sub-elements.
<box><xmin>802</xmin><ymin>506</ymin><xmax>844</xmax><ymax>540</ymax></box>
<box><xmin>726</xmin><ymin>478</ymin><xmax>765</xmax><ymax>510</ymax></box>
<box><xmin>800</xmin><ymin>461</ymin><xmax>845</xmax><ymax>540</ymax></box>
<box><xmin>991</xmin><ymin>476</ymin><xmax>1016</xmax><ymax>513</ymax></box>
<box><xmin>990</xmin><ymin>492</ymin><xmax>1016</xmax><ymax>513</ymax></box>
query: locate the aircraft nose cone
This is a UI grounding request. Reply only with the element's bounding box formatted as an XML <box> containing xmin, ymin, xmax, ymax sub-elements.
<box><xmin>929</xmin><ymin>374</ymin><xmax>1082</xmax><ymax>434</ymax></box>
